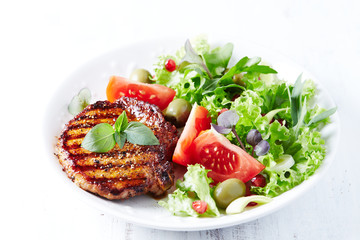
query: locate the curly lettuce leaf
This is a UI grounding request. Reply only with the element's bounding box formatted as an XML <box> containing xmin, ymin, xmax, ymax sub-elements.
<box><xmin>158</xmin><ymin>164</ymin><xmax>220</xmax><ymax>217</ymax></box>
<box><xmin>158</xmin><ymin>189</ymin><xmax>198</xmax><ymax>217</ymax></box>
<box><xmin>253</xmin><ymin>126</ymin><xmax>326</xmax><ymax>197</ymax></box>
<box><xmin>230</xmin><ymin>90</ymin><xmax>268</xmax><ymax>143</ymax></box>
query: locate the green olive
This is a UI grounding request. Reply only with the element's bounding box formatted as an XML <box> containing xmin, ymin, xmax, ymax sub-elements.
<box><xmin>164</xmin><ymin>99</ymin><xmax>192</xmax><ymax>127</ymax></box>
<box><xmin>130</xmin><ymin>68</ymin><xmax>152</xmax><ymax>83</ymax></box>
<box><xmin>233</xmin><ymin>73</ymin><xmax>246</xmax><ymax>87</ymax></box>
<box><xmin>213</xmin><ymin>178</ymin><xmax>246</xmax><ymax>209</ymax></box>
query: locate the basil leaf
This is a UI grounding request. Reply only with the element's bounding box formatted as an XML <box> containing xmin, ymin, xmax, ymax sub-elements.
<box><xmin>81</xmin><ymin>123</ymin><xmax>115</xmax><ymax>153</ymax></box>
<box><xmin>124</xmin><ymin>122</ymin><xmax>160</xmax><ymax>145</ymax></box>
<box><xmin>306</xmin><ymin>107</ymin><xmax>337</xmax><ymax>126</ymax></box>
<box><xmin>115</xmin><ymin>111</ymin><xmax>128</xmax><ymax>132</ymax></box>
<box><xmin>114</xmin><ymin>131</ymin><xmax>127</xmax><ymax>149</ymax></box>
<box><xmin>68</xmin><ymin>88</ymin><xmax>91</xmax><ymax>116</ymax></box>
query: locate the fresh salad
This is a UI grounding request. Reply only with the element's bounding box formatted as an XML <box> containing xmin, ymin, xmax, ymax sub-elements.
<box><xmin>70</xmin><ymin>36</ymin><xmax>336</xmax><ymax>217</ymax></box>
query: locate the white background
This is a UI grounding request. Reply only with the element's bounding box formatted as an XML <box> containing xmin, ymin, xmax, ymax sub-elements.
<box><xmin>1</xmin><ymin>0</ymin><xmax>359</xmax><ymax>239</ymax></box>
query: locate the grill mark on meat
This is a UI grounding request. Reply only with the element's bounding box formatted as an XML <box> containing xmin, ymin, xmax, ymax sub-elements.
<box><xmin>55</xmin><ymin>97</ymin><xmax>178</xmax><ymax>200</ymax></box>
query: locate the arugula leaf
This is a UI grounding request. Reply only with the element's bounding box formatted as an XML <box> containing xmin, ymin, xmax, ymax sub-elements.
<box><xmin>219</xmin><ymin>56</ymin><xmax>277</xmax><ymax>84</ymax></box>
<box><xmin>219</xmin><ymin>56</ymin><xmax>250</xmax><ymax>82</ymax></box>
<box><xmin>201</xmin><ymin>78</ymin><xmax>220</xmax><ymax>94</ymax></box>
<box><xmin>81</xmin><ymin>123</ymin><xmax>116</xmax><ymax>153</ymax></box>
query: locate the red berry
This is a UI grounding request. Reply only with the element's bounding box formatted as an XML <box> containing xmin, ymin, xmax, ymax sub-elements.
<box><xmin>165</xmin><ymin>59</ymin><xmax>176</xmax><ymax>72</ymax></box>
<box><xmin>251</xmin><ymin>174</ymin><xmax>267</xmax><ymax>188</ymax></box>
<box><xmin>192</xmin><ymin>200</ymin><xmax>208</xmax><ymax>214</ymax></box>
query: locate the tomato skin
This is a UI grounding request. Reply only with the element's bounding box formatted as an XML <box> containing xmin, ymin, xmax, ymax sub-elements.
<box><xmin>192</xmin><ymin>200</ymin><xmax>208</xmax><ymax>214</ymax></box>
<box><xmin>191</xmin><ymin>129</ymin><xmax>265</xmax><ymax>183</ymax></box>
<box><xmin>106</xmin><ymin>76</ymin><xmax>176</xmax><ymax>110</ymax></box>
<box><xmin>172</xmin><ymin>104</ymin><xmax>211</xmax><ymax>166</ymax></box>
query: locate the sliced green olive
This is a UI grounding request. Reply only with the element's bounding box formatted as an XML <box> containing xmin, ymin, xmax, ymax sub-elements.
<box><xmin>164</xmin><ymin>99</ymin><xmax>192</xmax><ymax>127</ymax></box>
<box><xmin>130</xmin><ymin>68</ymin><xmax>152</xmax><ymax>83</ymax></box>
<box><xmin>213</xmin><ymin>178</ymin><xmax>246</xmax><ymax>209</ymax></box>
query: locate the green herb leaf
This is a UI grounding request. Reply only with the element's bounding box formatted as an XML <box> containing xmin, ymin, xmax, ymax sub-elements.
<box><xmin>290</xmin><ymin>74</ymin><xmax>305</xmax><ymax>126</ymax></box>
<box><xmin>81</xmin><ymin>123</ymin><xmax>115</xmax><ymax>153</ymax></box>
<box><xmin>114</xmin><ymin>111</ymin><xmax>128</xmax><ymax>132</ymax></box>
<box><xmin>219</xmin><ymin>56</ymin><xmax>277</xmax><ymax>84</ymax></box>
<box><xmin>124</xmin><ymin>122</ymin><xmax>160</xmax><ymax>145</ymax></box>
<box><xmin>181</xmin><ymin>39</ymin><xmax>204</xmax><ymax>66</ymax></box>
<box><xmin>68</xmin><ymin>88</ymin><xmax>91</xmax><ymax>116</ymax></box>
<box><xmin>114</xmin><ymin>131</ymin><xmax>126</xmax><ymax>149</ymax></box>
<box><xmin>180</xmin><ymin>39</ymin><xmax>212</xmax><ymax>79</ymax></box>
<box><xmin>203</xmin><ymin>43</ymin><xmax>233</xmax><ymax>76</ymax></box>
<box><xmin>219</xmin><ymin>56</ymin><xmax>249</xmax><ymax>82</ymax></box>
<box><xmin>306</xmin><ymin>107</ymin><xmax>337</xmax><ymax>126</ymax></box>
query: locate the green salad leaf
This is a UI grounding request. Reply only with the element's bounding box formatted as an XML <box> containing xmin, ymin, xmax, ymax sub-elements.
<box><xmin>203</xmin><ymin>42</ymin><xmax>233</xmax><ymax>77</ymax></box>
<box><xmin>159</xmin><ymin>164</ymin><xmax>220</xmax><ymax>217</ymax></box>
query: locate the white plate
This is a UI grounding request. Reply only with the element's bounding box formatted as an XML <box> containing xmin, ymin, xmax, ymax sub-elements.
<box><xmin>43</xmin><ymin>37</ymin><xmax>340</xmax><ymax>231</ymax></box>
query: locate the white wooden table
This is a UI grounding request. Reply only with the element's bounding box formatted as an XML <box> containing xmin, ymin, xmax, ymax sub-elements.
<box><xmin>1</xmin><ymin>1</ymin><xmax>359</xmax><ymax>239</ymax></box>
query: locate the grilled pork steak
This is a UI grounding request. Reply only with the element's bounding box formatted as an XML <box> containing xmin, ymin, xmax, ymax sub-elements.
<box><xmin>55</xmin><ymin>97</ymin><xmax>178</xmax><ymax>200</ymax></box>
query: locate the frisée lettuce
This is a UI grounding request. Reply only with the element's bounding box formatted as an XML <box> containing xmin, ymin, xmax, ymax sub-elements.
<box><xmin>159</xmin><ymin>164</ymin><xmax>220</xmax><ymax>217</ymax></box>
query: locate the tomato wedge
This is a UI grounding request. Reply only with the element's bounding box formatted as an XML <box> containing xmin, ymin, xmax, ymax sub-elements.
<box><xmin>106</xmin><ymin>76</ymin><xmax>176</xmax><ymax>110</ymax></box>
<box><xmin>172</xmin><ymin>104</ymin><xmax>211</xmax><ymax>166</ymax></box>
<box><xmin>191</xmin><ymin>129</ymin><xmax>265</xmax><ymax>183</ymax></box>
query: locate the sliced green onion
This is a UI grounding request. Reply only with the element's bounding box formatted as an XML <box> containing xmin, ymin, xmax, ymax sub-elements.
<box><xmin>263</xmin><ymin>107</ymin><xmax>289</xmax><ymax>124</ymax></box>
<box><xmin>226</xmin><ymin>195</ymin><xmax>272</xmax><ymax>214</ymax></box>
<box><xmin>270</xmin><ymin>154</ymin><xmax>295</xmax><ymax>173</ymax></box>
